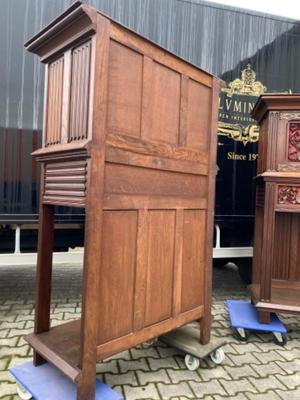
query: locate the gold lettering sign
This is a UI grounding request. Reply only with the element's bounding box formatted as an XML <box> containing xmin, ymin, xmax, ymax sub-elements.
<box><xmin>218</xmin><ymin>65</ymin><xmax>267</xmax><ymax>146</ymax></box>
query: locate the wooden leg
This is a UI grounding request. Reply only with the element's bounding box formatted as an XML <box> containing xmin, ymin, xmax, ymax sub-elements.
<box><xmin>259</xmin><ymin>310</ymin><xmax>270</xmax><ymax>324</ymax></box>
<box><xmin>33</xmin><ymin>204</ymin><xmax>54</xmax><ymax>366</ymax></box>
<box><xmin>77</xmin><ymin>365</ymin><xmax>96</xmax><ymax>400</ymax></box>
<box><xmin>200</xmin><ymin>314</ymin><xmax>212</xmax><ymax>345</ymax></box>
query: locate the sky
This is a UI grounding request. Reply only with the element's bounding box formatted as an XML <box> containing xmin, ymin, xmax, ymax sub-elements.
<box><xmin>203</xmin><ymin>0</ymin><xmax>300</xmax><ymax>20</ymax></box>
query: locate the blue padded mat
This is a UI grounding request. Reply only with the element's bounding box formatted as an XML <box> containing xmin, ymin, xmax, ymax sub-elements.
<box><xmin>226</xmin><ymin>300</ymin><xmax>287</xmax><ymax>333</ymax></box>
<box><xmin>10</xmin><ymin>361</ymin><xmax>123</xmax><ymax>400</ymax></box>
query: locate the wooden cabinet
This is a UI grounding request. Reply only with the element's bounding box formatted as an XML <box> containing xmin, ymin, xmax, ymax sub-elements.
<box><xmin>251</xmin><ymin>94</ymin><xmax>300</xmax><ymax>324</ymax></box>
<box><xmin>24</xmin><ymin>2</ymin><xmax>221</xmax><ymax>399</ymax></box>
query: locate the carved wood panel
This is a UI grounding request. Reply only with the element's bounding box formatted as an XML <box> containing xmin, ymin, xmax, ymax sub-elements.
<box><xmin>43</xmin><ymin>159</ymin><xmax>87</xmax><ymax>207</ymax></box>
<box><xmin>45</xmin><ymin>57</ymin><xmax>64</xmax><ymax>146</ymax></box>
<box><xmin>278</xmin><ymin>185</ymin><xmax>300</xmax><ymax>206</ymax></box>
<box><xmin>288</xmin><ymin>122</ymin><xmax>300</xmax><ymax>162</ymax></box>
<box><xmin>69</xmin><ymin>41</ymin><xmax>91</xmax><ymax>142</ymax></box>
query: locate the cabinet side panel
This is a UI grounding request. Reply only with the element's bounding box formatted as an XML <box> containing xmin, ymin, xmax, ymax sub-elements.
<box><xmin>144</xmin><ymin>210</ymin><xmax>176</xmax><ymax>326</ymax></box>
<box><xmin>186</xmin><ymin>79</ymin><xmax>211</xmax><ymax>152</ymax></box>
<box><xmin>107</xmin><ymin>41</ymin><xmax>143</xmax><ymax>137</ymax></box>
<box><xmin>97</xmin><ymin>210</ymin><xmax>138</xmax><ymax>344</ymax></box>
<box><xmin>181</xmin><ymin>210</ymin><xmax>206</xmax><ymax>312</ymax></box>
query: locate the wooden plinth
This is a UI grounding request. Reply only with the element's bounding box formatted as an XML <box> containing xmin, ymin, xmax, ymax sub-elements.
<box><xmin>249</xmin><ymin>281</ymin><xmax>300</xmax><ymax>314</ymax></box>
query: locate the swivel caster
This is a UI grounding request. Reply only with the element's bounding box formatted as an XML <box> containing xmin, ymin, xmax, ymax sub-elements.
<box><xmin>210</xmin><ymin>347</ymin><xmax>225</xmax><ymax>364</ymax></box>
<box><xmin>234</xmin><ymin>327</ymin><xmax>249</xmax><ymax>342</ymax></box>
<box><xmin>273</xmin><ymin>332</ymin><xmax>287</xmax><ymax>346</ymax></box>
<box><xmin>184</xmin><ymin>354</ymin><xmax>200</xmax><ymax>371</ymax></box>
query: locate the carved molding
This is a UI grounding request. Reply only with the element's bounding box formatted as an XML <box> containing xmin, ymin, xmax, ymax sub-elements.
<box><xmin>280</xmin><ymin>112</ymin><xmax>300</xmax><ymax>120</ymax></box>
<box><xmin>278</xmin><ymin>164</ymin><xmax>300</xmax><ymax>172</ymax></box>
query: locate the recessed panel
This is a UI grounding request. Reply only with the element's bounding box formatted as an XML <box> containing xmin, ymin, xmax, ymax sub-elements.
<box><xmin>105</xmin><ymin>163</ymin><xmax>207</xmax><ymax>198</ymax></box>
<box><xmin>107</xmin><ymin>41</ymin><xmax>143</xmax><ymax>137</ymax></box>
<box><xmin>186</xmin><ymin>80</ymin><xmax>211</xmax><ymax>151</ymax></box>
<box><xmin>144</xmin><ymin>210</ymin><xmax>176</xmax><ymax>326</ymax></box>
<box><xmin>181</xmin><ymin>210</ymin><xmax>206</xmax><ymax>312</ymax></box>
<box><xmin>274</xmin><ymin>213</ymin><xmax>300</xmax><ymax>281</ymax></box>
<box><xmin>97</xmin><ymin>211</ymin><xmax>137</xmax><ymax>344</ymax></box>
<box><xmin>146</xmin><ymin>62</ymin><xmax>180</xmax><ymax>144</ymax></box>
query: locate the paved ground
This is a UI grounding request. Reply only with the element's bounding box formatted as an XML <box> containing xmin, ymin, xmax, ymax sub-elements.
<box><xmin>1</xmin><ymin>262</ymin><xmax>300</xmax><ymax>400</ymax></box>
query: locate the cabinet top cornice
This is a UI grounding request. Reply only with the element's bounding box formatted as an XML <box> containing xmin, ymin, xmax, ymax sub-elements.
<box><xmin>252</xmin><ymin>94</ymin><xmax>300</xmax><ymax>123</ymax></box>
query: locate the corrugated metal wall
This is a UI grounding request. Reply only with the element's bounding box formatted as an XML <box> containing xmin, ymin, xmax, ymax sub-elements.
<box><xmin>0</xmin><ymin>0</ymin><xmax>299</xmax><ymax>221</ymax></box>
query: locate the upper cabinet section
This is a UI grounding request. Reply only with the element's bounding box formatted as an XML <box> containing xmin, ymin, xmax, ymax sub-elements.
<box><xmin>26</xmin><ymin>1</ymin><xmax>219</xmax><ymax>164</ymax></box>
<box><xmin>252</xmin><ymin>94</ymin><xmax>300</xmax><ymax>174</ymax></box>
<box><xmin>25</xmin><ymin>2</ymin><xmax>97</xmax><ymax>153</ymax></box>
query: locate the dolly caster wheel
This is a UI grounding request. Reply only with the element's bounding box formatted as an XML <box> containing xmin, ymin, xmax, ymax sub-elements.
<box><xmin>210</xmin><ymin>347</ymin><xmax>225</xmax><ymax>364</ymax></box>
<box><xmin>234</xmin><ymin>327</ymin><xmax>249</xmax><ymax>342</ymax></box>
<box><xmin>16</xmin><ymin>383</ymin><xmax>32</xmax><ymax>400</ymax></box>
<box><xmin>184</xmin><ymin>354</ymin><xmax>200</xmax><ymax>371</ymax></box>
<box><xmin>273</xmin><ymin>332</ymin><xmax>287</xmax><ymax>346</ymax></box>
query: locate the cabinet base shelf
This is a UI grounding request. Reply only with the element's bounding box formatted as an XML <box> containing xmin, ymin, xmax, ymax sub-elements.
<box><xmin>249</xmin><ymin>281</ymin><xmax>300</xmax><ymax>314</ymax></box>
<box><xmin>24</xmin><ymin>320</ymin><xmax>81</xmax><ymax>383</ymax></box>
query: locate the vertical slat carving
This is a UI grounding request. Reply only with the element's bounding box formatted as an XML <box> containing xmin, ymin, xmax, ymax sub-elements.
<box><xmin>45</xmin><ymin>57</ymin><xmax>64</xmax><ymax>146</ymax></box>
<box><xmin>69</xmin><ymin>41</ymin><xmax>91</xmax><ymax>142</ymax></box>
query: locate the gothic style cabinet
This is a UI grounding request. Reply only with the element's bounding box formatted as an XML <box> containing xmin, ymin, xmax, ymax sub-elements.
<box><xmin>24</xmin><ymin>2</ymin><xmax>221</xmax><ymax>399</ymax></box>
<box><xmin>251</xmin><ymin>94</ymin><xmax>300</xmax><ymax>324</ymax></box>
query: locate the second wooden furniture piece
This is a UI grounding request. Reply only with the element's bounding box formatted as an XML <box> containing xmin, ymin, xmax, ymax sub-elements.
<box><xmin>24</xmin><ymin>2</ymin><xmax>221</xmax><ymax>399</ymax></box>
<box><xmin>251</xmin><ymin>94</ymin><xmax>300</xmax><ymax>324</ymax></box>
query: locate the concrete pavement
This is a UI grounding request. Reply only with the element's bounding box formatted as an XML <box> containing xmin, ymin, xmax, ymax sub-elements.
<box><xmin>1</xmin><ymin>262</ymin><xmax>300</xmax><ymax>399</ymax></box>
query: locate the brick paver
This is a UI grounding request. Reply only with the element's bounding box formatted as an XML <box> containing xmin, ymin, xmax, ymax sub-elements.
<box><xmin>1</xmin><ymin>263</ymin><xmax>300</xmax><ymax>399</ymax></box>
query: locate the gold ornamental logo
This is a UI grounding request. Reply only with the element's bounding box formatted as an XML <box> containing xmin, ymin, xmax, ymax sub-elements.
<box><xmin>218</xmin><ymin>65</ymin><xmax>267</xmax><ymax>146</ymax></box>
